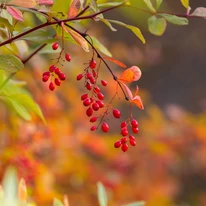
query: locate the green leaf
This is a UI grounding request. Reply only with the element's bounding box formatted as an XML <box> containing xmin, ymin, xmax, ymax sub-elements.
<box><xmin>123</xmin><ymin>201</ymin><xmax>145</xmax><ymax>206</ymax></box>
<box><xmin>88</xmin><ymin>36</ymin><xmax>112</xmax><ymax>57</ymax></box>
<box><xmin>180</xmin><ymin>0</ymin><xmax>189</xmax><ymax>9</ymax></box>
<box><xmin>0</xmin><ymin>55</ymin><xmax>23</xmax><ymax>73</ymax></box>
<box><xmin>148</xmin><ymin>15</ymin><xmax>166</xmax><ymax>36</ymax></box>
<box><xmin>100</xmin><ymin>19</ymin><xmax>117</xmax><ymax>32</ymax></box>
<box><xmin>108</xmin><ymin>20</ymin><xmax>145</xmax><ymax>44</ymax></box>
<box><xmin>19</xmin><ymin>28</ymin><xmax>56</xmax><ymax>44</ymax></box>
<box><xmin>191</xmin><ymin>7</ymin><xmax>206</xmax><ymax>19</ymax></box>
<box><xmin>53</xmin><ymin>198</ymin><xmax>64</xmax><ymax>206</ymax></box>
<box><xmin>156</xmin><ymin>0</ymin><xmax>163</xmax><ymax>9</ymax></box>
<box><xmin>159</xmin><ymin>13</ymin><xmax>188</xmax><ymax>25</ymax></box>
<box><xmin>97</xmin><ymin>1</ymin><xmax>128</xmax><ymax>8</ymax></box>
<box><xmin>143</xmin><ymin>0</ymin><xmax>156</xmax><ymax>13</ymax></box>
<box><xmin>0</xmin><ymin>9</ymin><xmax>13</xmax><ymax>25</ymax></box>
<box><xmin>97</xmin><ymin>182</ymin><xmax>108</xmax><ymax>206</ymax></box>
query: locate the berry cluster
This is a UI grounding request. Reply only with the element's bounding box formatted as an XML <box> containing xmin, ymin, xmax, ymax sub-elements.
<box><xmin>42</xmin><ymin>42</ymin><xmax>71</xmax><ymax>91</ymax></box>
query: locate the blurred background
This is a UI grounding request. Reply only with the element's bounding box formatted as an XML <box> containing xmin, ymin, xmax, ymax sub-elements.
<box><xmin>0</xmin><ymin>0</ymin><xmax>206</xmax><ymax>205</ymax></box>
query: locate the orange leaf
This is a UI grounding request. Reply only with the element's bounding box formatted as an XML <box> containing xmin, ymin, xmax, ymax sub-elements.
<box><xmin>121</xmin><ymin>82</ymin><xmax>133</xmax><ymax>99</ymax></box>
<box><xmin>118</xmin><ymin>66</ymin><xmax>141</xmax><ymax>83</ymax></box>
<box><xmin>6</xmin><ymin>6</ymin><xmax>23</xmax><ymax>22</ymax></box>
<box><xmin>9</xmin><ymin>0</ymin><xmax>37</xmax><ymax>8</ymax></box>
<box><xmin>61</xmin><ymin>22</ymin><xmax>89</xmax><ymax>52</ymax></box>
<box><xmin>103</xmin><ymin>57</ymin><xmax>127</xmax><ymax>68</ymax></box>
<box><xmin>131</xmin><ymin>96</ymin><xmax>144</xmax><ymax>110</ymax></box>
<box><xmin>38</xmin><ymin>0</ymin><xmax>53</xmax><ymax>5</ymax></box>
<box><xmin>68</xmin><ymin>0</ymin><xmax>81</xmax><ymax>18</ymax></box>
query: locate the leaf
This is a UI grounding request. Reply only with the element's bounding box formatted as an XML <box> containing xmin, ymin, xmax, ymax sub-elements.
<box><xmin>88</xmin><ymin>36</ymin><xmax>112</xmax><ymax>57</ymax></box>
<box><xmin>0</xmin><ymin>55</ymin><xmax>23</xmax><ymax>73</ymax></box>
<box><xmin>61</xmin><ymin>23</ymin><xmax>89</xmax><ymax>52</ymax></box>
<box><xmin>103</xmin><ymin>57</ymin><xmax>126</xmax><ymax>68</ymax></box>
<box><xmin>156</xmin><ymin>0</ymin><xmax>163</xmax><ymax>9</ymax></box>
<box><xmin>108</xmin><ymin>20</ymin><xmax>145</xmax><ymax>43</ymax></box>
<box><xmin>148</xmin><ymin>15</ymin><xmax>166</xmax><ymax>36</ymax></box>
<box><xmin>123</xmin><ymin>201</ymin><xmax>145</xmax><ymax>206</ymax></box>
<box><xmin>121</xmin><ymin>83</ymin><xmax>133</xmax><ymax>99</ymax></box>
<box><xmin>191</xmin><ymin>7</ymin><xmax>206</xmax><ymax>18</ymax></box>
<box><xmin>131</xmin><ymin>95</ymin><xmax>144</xmax><ymax>110</ymax></box>
<box><xmin>159</xmin><ymin>13</ymin><xmax>188</xmax><ymax>25</ymax></box>
<box><xmin>18</xmin><ymin>178</ymin><xmax>27</xmax><ymax>202</ymax></box>
<box><xmin>143</xmin><ymin>0</ymin><xmax>156</xmax><ymax>13</ymax></box>
<box><xmin>38</xmin><ymin>0</ymin><xmax>53</xmax><ymax>5</ymax></box>
<box><xmin>68</xmin><ymin>0</ymin><xmax>81</xmax><ymax>18</ymax></box>
<box><xmin>180</xmin><ymin>0</ymin><xmax>189</xmax><ymax>9</ymax></box>
<box><xmin>53</xmin><ymin>198</ymin><xmax>64</xmax><ymax>206</ymax></box>
<box><xmin>97</xmin><ymin>182</ymin><xmax>108</xmax><ymax>206</ymax></box>
<box><xmin>119</xmin><ymin>66</ymin><xmax>142</xmax><ymax>83</ymax></box>
<box><xmin>9</xmin><ymin>0</ymin><xmax>37</xmax><ymax>8</ymax></box>
<box><xmin>6</xmin><ymin>6</ymin><xmax>23</xmax><ymax>22</ymax></box>
<box><xmin>0</xmin><ymin>9</ymin><xmax>13</xmax><ymax>25</ymax></box>
<box><xmin>97</xmin><ymin>1</ymin><xmax>129</xmax><ymax>8</ymax></box>
<box><xmin>100</xmin><ymin>19</ymin><xmax>117</xmax><ymax>31</ymax></box>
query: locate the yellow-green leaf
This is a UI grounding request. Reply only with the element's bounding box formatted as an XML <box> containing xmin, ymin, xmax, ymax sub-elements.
<box><xmin>156</xmin><ymin>0</ymin><xmax>163</xmax><ymax>9</ymax></box>
<box><xmin>148</xmin><ymin>16</ymin><xmax>166</xmax><ymax>36</ymax></box>
<box><xmin>180</xmin><ymin>0</ymin><xmax>189</xmax><ymax>9</ymax></box>
<box><xmin>159</xmin><ymin>13</ymin><xmax>188</xmax><ymax>25</ymax></box>
<box><xmin>143</xmin><ymin>0</ymin><xmax>156</xmax><ymax>13</ymax></box>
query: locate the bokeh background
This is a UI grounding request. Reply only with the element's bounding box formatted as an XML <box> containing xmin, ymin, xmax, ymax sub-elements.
<box><xmin>1</xmin><ymin>0</ymin><xmax>206</xmax><ymax>205</ymax></box>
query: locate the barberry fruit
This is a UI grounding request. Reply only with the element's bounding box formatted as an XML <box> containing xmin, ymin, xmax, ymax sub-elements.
<box><xmin>114</xmin><ymin>140</ymin><xmax>122</xmax><ymax>148</ymax></box>
<box><xmin>131</xmin><ymin>119</ymin><xmax>138</xmax><ymax>128</ymax></box>
<box><xmin>121</xmin><ymin>121</ymin><xmax>127</xmax><ymax>128</ymax></box>
<box><xmin>86</xmin><ymin>107</ymin><xmax>93</xmax><ymax>117</ymax></box>
<box><xmin>130</xmin><ymin>139</ymin><xmax>136</xmax><ymax>146</ymax></box>
<box><xmin>132</xmin><ymin>127</ymin><xmax>139</xmax><ymax>134</ymax></box>
<box><xmin>81</xmin><ymin>93</ymin><xmax>88</xmax><ymax>101</ymax></box>
<box><xmin>42</xmin><ymin>75</ymin><xmax>49</xmax><ymax>82</ymax></box>
<box><xmin>113</xmin><ymin>109</ymin><xmax>121</xmax><ymax>119</ymax></box>
<box><xmin>91</xmin><ymin>126</ymin><xmax>97</xmax><ymax>131</ymax></box>
<box><xmin>101</xmin><ymin>80</ymin><xmax>107</xmax><ymax>86</ymax></box>
<box><xmin>90</xmin><ymin>117</ymin><xmax>98</xmax><ymax>122</ymax></box>
<box><xmin>49</xmin><ymin>82</ymin><xmax>55</xmax><ymax>91</ymax></box>
<box><xmin>58</xmin><ymin>72</ymin><xmax>66</xmax><ymax>81</ymax></box>
<box><xmin>97</xmin><ymin>92</ymin><xmax>104</xmax><ymax>100</ymax></box>
<box><xmin>83</xmin><ymin>98</ymin><xmax>91</xmax><ymax>106</ymax></box>
<box><xmin>121</xmin><ymin>127</ymin><xmax>128</xmax><ymax>136</ymax></box>
<box><xmin>96</xmin><ymin>100</ymin><xmax>104</xmax><ymax>108</ymax></box>
<box><xmin>86</xmin><ymin>82</ymin><xmax>92</xmax><ymax>90</ymax></box>
<box><xmin>54</xmin><ymin>68</ymin><xmax>61</xmax><ymax>75</ymax></box>
<box><xmin>52</xmin><ymin>42</ymin><xmax>59</xmax><ymax>50</ymax></box>
<box><xmin>49</xmin><ymin>65</ymin><xmax>56</xmax><ymax>72</ymax></box>
<box><xmin>101</xmin><ymin>122</ymin><xmax>109</xmax><ymax>133</ymax></box>
<box><xmin>92</xmin><ymin>102</ymin><xmax>100</xmax><ymax>111</ymax></box>
<box><xmin>65</xmin><ymin>53</ymin><xmax>71</xmax><ymax>62</ymax></box>
<box><xmin>89</xmin><ymin>59</ymin><xmax>96</xmax><ymax>69</ymax></box>
<box><xmin>129</xmin><ymin>135</ymin><xmax>135</xmax><ymax>141</ymax></box>
<box><xmin>121</xmin><ymin>143</ymin><xmax>128</xmax><ymax>152</ymax></box>
<box><xmin>121</xmin><ymin>137</ymin><xmax>127</xmax><ymax>144</ymax></box>
<box><xmin>54</xmin><ymin>78</ymin><xmax>61</xmax><ymax>86</ymax></box>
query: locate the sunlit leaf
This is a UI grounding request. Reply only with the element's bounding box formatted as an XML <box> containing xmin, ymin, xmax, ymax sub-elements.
<box><xmin>97</xmin><ymin>1</ymin><xmax>129</xmax><ymax>8</ymax></box>
<box><xmin>97</xmin><ymin>182</ymin><xmax>108</xmax><ymax>206</ymax></box>
<box><xmin>18</xmin><ymin>178</ymin><xmax>27</xmax><ymax>202</ymax></box>
<box><xmin>148</xmin><ymin>15</ymin><xmax>166</xmax><ymax>36</ymax></box>
<box><xmin>180</xmin><ymin>0</ymin><xmax>189</xmax><ymax>9</ymax></box>
<box><xmin>100</xmin><ymin>19</ymin><xmax>117</xmax><ymax>31</ymax></box>
<box><xmin>53</xmin><ymin>198</ymin><xmax>64</xmax><ymax>206</ymax></box>
<box><xmin>123</xmin><ymin>201</ymin><xmax>145</xmax><ymax>206</ymax></box>
<box><xmin>159</xmin><ymin>13</ymin><xmax>188</xmax><ymax>25</ymax></box>
<box><xmin>9</xmin><ymin>0</ymin><xmax>37</xmax><ymax>8</ymax></box>
<box><xmin>0</xmin><ymin>9</ymin><xmax>13</xmax><ymax>25</ymax></box>
<box><xmin>121</xmin><ymin>83</ymin><xmax>133</xmax><ymax>99</ymax></box>
<box><xmin>131</xmin><ymin>95</ymin><xmax>144</xmax><ymax>110</ymax></box>
<box><xmin>191</xmin><ymin>7</ymin><xmax>206</xmax><ymax>19</ymax></box>
<box><xmin>156</xmin><ymin>0</ymin><xmax>163</xmax><ymax>9</ymax></box>
<box><xmin>0</xmin><ymin>55</ymin><xmax>23</xmax><ymax>73</ymax></box>
<box><xmin>103</xmin><ymin>57</ymin><xmax>126</xmax><ymax>68</ymax></box>
<box><xmin>6</xmin><ymin>6</ymin><xmax>23</xmax><ymax>22</ymax></box>
<box><xmin>68</xmin><ymin>0</ymin><xmax>81</xmax><ymax>18</ymax></box>
<box><xmin>38</xmin><ymin>0</ymin><xmax>53</xmax><ymax>5</ymax></box>
<box><xmin>119</xmin><ymin>66</ymin><xmax>142</xmax><ymax>83</ymax></box>
<box><xmin>143</xmin><ymin>0</ymin><xmax>156</xmax><ymax>13</ymax></box>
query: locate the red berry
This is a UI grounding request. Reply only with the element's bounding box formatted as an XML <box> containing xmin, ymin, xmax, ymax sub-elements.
<box><xmin>65</xmin><ymin>53</ymin><xmax>71</xmax><ymax>62</ymax></box>
<box><xmin>54</xmin><ymin>68</ymin><xmax>61</xmax><ymax>75</ymax></box>
<box><xmin>114</xmin><ymin>140</ymin><xmax>122</xmax><ymax>148</ymax></box>
<box><xmin>121</xmin><ymin>137</ymin><xmax>127</xmax><ymax>144</ymax></box>
<box><xmin>129</xmin><ymin>135</ymin><xmax>135</xmax><ymax>141</ymax></box>
<box><xmin>49</xmin><ymin>82</ymin><xmax>55</xmax><ymax>91</ymax></box>
<box><xmin>130</xmin><ymin>139</ymin><xmax>136</xmax><ymax>146</ymax></box>
<box><xmin>121</xmin><ymin>127</ymin><xmax>128</xmax><ymax>136</ymax></box>
<box><xmin>101</xmin><ymin>80</ymin><xmax>107</xmax><ymax>86</ymax></box>
<box><xmin>92</xmin><ymin>102</ymin><xmax>100</xmax><ymax>111</ymax></box>
<box><xmin>91</xmin><ymin>126</ymin><xmax>97</xmax><ymax>131</ymax></box>
<box><xmin>89</xmin><ymin>77</ymin><xmax>95</xmax><ymax>84</ymax></box>
<box><xmin>89</xmin><ymin>59</ymin><xmax>96</xmax><ymax>69</ymax></box>
<box><xmin>94</xmin><ymin>86</ymin><xmax>100</xmax><ymax>94</ymax></box>
<box><xmin>58</xmin><ymin>72</ymin><xmax>66</xmax><ymax>81</ymax></box>
<box><xmin>121</xmin><ymin>121</ymin><xmax>127</xmax><ymax>128</ymax></box>
<box><xmin>131</xmin><ymin>119</ymin><xmax>138</xmax><ymax>128</ymax></box>
<box><xmin>132</xmin><ymin>127</ymin><xmax>139</xmax><ymax>134</ymax></box>
<box><xmin>90</xmin><ymin>97</ymin><xmax>94</xmax><ymax>103</ymax></box>
<box><xmin>49</xmin><ymin>65</ymin><xmax>56</xmax><ymax>72</ymax></box>
<box><xmin>92</xmin><ymin>70</ymin><xmax>97</xmax><ymax>77</ymax></box>
<box><xmin>77</xmin><ymin>74</ymin><xmax>83</xmax><ymax>81</ymax></box>
<box><xmin>101</xmin><ymin>122</ymin><xmax>109</xmax><ymax>133</ymax></box>
<box><xmin>52</xmin><ymin>42</ymin><xmax>59</xmax><ymax>50</ymax></box>
<box><xmin>86</xmin><ymin>107</ymin><xmax>93</xmax><ymax>117</ymax></box>
<box><xmin>42</xmin><ymin>75</ymin><xmax>49</xmax><ymax>82</ymax></box>
<box><xmin>81</xmin><ymin>93</ymin><xmax>88</xmax><ymax>101</ymax></box>
<box><xmin>96</xmin><ymin>100</ymin><xmax>104</xmax><ymax>108</ymax></box>
<box><xmin>42</xmin><ymin>71</ymin><xmax>50</xmax><ymax>76</ymax></box>
<box><xmin>86</xmin><ymin>82</ymin><xmax>92</xmax><ymax>90</ymax></box>
<box><xmin>121</xmin><ymin>143</ymin><xmax>128</xmax><ymax>152</ymax></box>
<box><xmin>90</xmin><ymin>117</ymin><xmax>98</xmax><ymax>122</ymax></box>
<box><xmin>86</xmin><ymin>72</ymin><xmax>92</xmax><ymax>79</ymax></box>
<box><xmin>54</xmin><ymin>78</ymin><xmax>61</xmax><ymax>86</ymax></box>
<box><xmin>113</xmin><ymin>109</ymin><xmax>121</xmax><ymax>119</ymax></box>
<box><xmin>97</xmin><ymin>92</ymin><xmax>104</xmax><ymax>100</ymax></box>
<box><xmin>83</xmin><ymin>98</ymin><xmax>91</xmax><ymax>106</ymax></box>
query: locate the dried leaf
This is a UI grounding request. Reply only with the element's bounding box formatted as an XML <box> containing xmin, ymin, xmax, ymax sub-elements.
<box><xmin>103</xmin><ymin>57</ymin><xmax>126</xmax><ymax>68</ymax></box>
<box><xmin>9</xmin><ymin>0</ymin><xmax>37</xmax><ymax>8</ymax></box>
<box><xmin>121</xmin><ymin>83</ymin><xmax>133</xmax><ymax>99</ymax></box>
<box><xmin>6</xmin><ymin>6</ymin><xmax>23</xmax><ymax>22</ymax></box>
<box><xmin>191</xmin><ymin>7</ymin><xmax>206</xmax><ymax>18</ymax></box>
<box><xmin>118</xmin><ymin>66</ymin><xmax>141</xmax><ymax>83</ymax></box>
<box><xmin>68</xmin><ymin>0</ymin><xmax>81</xmax><ymax>18</ymax></box>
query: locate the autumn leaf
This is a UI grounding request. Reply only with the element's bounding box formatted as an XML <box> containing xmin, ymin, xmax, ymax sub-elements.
<box><xmin>103</xmin><ymin>57</ymin><xmax>127</xmax><ymax>68</ymax></box>
<box><xmin>68</xmin><ymin>0</ymin><xmax>81</xmax><ymax>18</ymax></box>
<box><xmin>9</xmin><ymin>0</ymin><xmax>37</xmax><ymax>8</ymax></box>
<box><xmin>38</xmin><ymin>0</ymin><xmax>53</xmax><ymax>5</ymax></box>
<box><xmin>6</xmin><ymin>6</ymin><xmax>23</xmax><ymax>22</ymax></box>
<box><xmin>118</xmin><ymin>66</ymin><xmax>142</xmax><ymax>83</ymax></box>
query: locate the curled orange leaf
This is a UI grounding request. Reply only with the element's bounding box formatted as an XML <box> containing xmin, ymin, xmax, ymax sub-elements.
<box><xmin>103</xmin><ymin>57</ymin><xmax>127</xmax><ymax>68</ymax></box>
<box><xmin>68</xmin><ymin>0</ymin><xmax>81</xmax><ymax>18</ymax></box>
<box><xmin>118</xmin><ymin>66</ymin><xmax>141</xmax><ymax>83</ymax></box>
<box><xmin>9</xmin><ymin>0</ymin><xmax>37</xmax><ymax>8</ymax></box>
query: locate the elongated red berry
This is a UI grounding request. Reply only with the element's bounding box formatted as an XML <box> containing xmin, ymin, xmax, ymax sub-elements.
<box><xmin>91</xmin><ymin>126</ymin><xmax>97</xmax><ymax>131</ymax></box>
<box><xmin>121</xmin><ymin>121</ymin><xmax>127</xmax><ymax>128</ymax></box>
<box><xmin>94</xmin><ymin>86</ymin><xmax>100</xmax><ymax>94</ymax></box>
<box><xmin>113</xmin><ymin>109</ymin><xmax>121</xmax><ymax>119</ymax></box>
<box><xmin>90</xmin><ymin>97</ymin><xmax>94</xmax><ymax>103</ymax></box>
<box><xmin>49</xmin><ymin>65</ymin><xmax>56</xmax><ymax>72</ymax></box>
<box><xmin>131</xmin><ymin>119</ymin><xmax>138</xmax><ymax>128</ymax></box>
<box><xmin>54</xmin><ymin>78</ymin><xmax>61</xmax><ymax>86</ymax></box>
<box><xmin>86</xmin><ymin>82</ymin><xmax>92</xmax><ymax>90</ymax></box>
<box><xmin>52</xmin><ymin>42</ymin><xmax>59</xmax><ymax>50</ymax></box>
<box><xmin>132</xmin><ymin>127</ymin><xmax>139</xmax><ymax>134</ymax></box>
<box><xmin>83</xmin><ymin>98</ymin><xmax>91</xmax><ymax>106</ymax></box>
<box><xmin>89</xmin><ymin>59</ymin><xmax>96</xmax><ymax>69</ymax></box>
<box><xmin>86</xmin><ymin>72</ymin><xmax>92</xmax><ymax>79</ymax></box>
<box><xmin>92</xmin><ymin>70</ymin><xmax>97</xmax><ymax>77</ymax></box>
<box><xmin>114</xmin><ymin>140</ymin><xmax>122</xmax><ymax>148</ymax></box>
<box><xmin>42</xmin><ymin>75</ymin><xmax>49</xmax><ymax>82</ymax></box>
<box><xmin>129</xmin><ymin>135</ymin><xmax>135</xmax><ymax>141</ymax></box>
<box><xmin>54</xmin><ymin>68</ymin><xmax>61</xmax><ymax>75</ymax></box>
<box><xmin>86</xmin><ymin>107</ymin><xmax>93</xmax><ymax>117</ymax></box>
<box><xmin>96</xmin><ymin>100</ymin><xmax>104</xmax><ymax>108</ymax></box>
<box><xmin>81</xmin><ymin>93</ymin><xmax>88</xmax><ymax>101</ymax></box>
<box><xmin>90</xmin><ymin>116</ymin><xmax>97</xmax><ymax>122</ymax></box>
<box><xmin>121</xmin><ymin>137</ymin><xmax>127</xmax><ymax>144</ymax></box>
<box><xmin>101</xmin><ymin>122</ymin><xmax>109</xmax><ymax>133</ymax></box>
<box><xmin>89</xmin><ymin>77</ymin><xmax>95</xmax><ymax>84</ymax></box>
<box><xmin>97</xmin><ymin>92</ymin><xmax>104</xmax><ymax>100</ymax></box>
<box><xmin>58</xmin><ymin>72</ymin><xmax>66</xmax><ymax>81</ymax></box>
<box><xmin>77</xmin><ymin>74</ymin><xmax>83</xmax><ymax>81</ymax></box>
<box><xmin>42</xmin><ymin>71</ymin><xmax>50</xmax><ymax>76</ymax></box>
<box><xmin>121</xmin><ymin>143</ymin><xmax>128</xmax><ymax>152</ymax></box>
<box><xmin>49</xmin><ymin>82</ymin><xmax>55</xmax><ymax>91</ymax></box>
<box><xmin>65</xmin><ymin>53</ymin><xmax>71</xmax><ymax>62</ymax></box>
<box><xmin>130</xmin><ymin>139</ymin><xmax>136</xmax><ymax>146</ymax></box>
<box><xmin>121</xmin><ymin>127</ymin><xmax>128</xmax><ymax>136</ymax></box>
<box><xmin>101</xmin><ymin>80</ymin><xmax>107</xmax><ymax>86</ymax></box>
<box><xmin>92</xmin><ymin>102</ymin><xmax>100</xmax><ymax>111</ymax></box>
